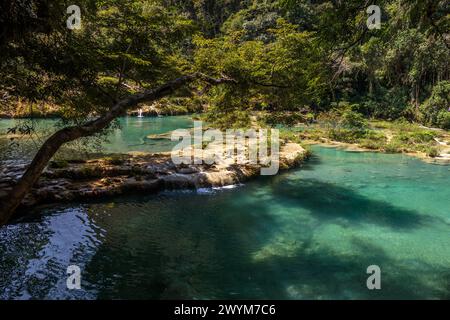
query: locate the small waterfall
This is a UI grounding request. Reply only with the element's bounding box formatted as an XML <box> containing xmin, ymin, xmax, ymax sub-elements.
<box><xmin>137</xmin><ymin>109</ymin><xmax>144</xmax><ymax>118</ymax></box>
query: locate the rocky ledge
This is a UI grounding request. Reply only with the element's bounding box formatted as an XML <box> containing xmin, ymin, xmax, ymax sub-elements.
<box><xmin>0</xmin><ymin>143</ymin><xmax>308</xmax><ymax>209</ymax></box>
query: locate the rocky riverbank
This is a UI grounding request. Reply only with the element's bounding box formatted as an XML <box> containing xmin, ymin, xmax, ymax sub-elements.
<box><xmin>294</xmin><ymin>121</ymin><xmax>450</xmax><ymax>164</ymax></box>
<box><xmin>0</xmin><ymin>143</ymin><xmax>308</xmax><ymax>210</ymax></box>
<box><xmin>302</xmin><ymin>138</ymin><xmax>450</xmax><ymax>165</ymax></box>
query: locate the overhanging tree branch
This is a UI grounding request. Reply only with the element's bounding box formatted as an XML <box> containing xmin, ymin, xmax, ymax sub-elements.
<box><xmin>0</xmin><ymin>72</ymin><xmax>236</xmax><ymax>225</ymax></box>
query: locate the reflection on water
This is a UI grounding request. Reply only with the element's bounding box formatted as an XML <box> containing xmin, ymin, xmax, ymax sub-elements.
<box><xmin>0</xmin><ymin>144</ymin><xmax>449</xmax><ymax>299</ymax></box>
<box><xmin>0</xmin><ymin>116</ymin><xmax>193</xmax><ymax>160</ymax></box>
<box><xmin>0</xmin><ymin>207</ymin><xmax>104</xmax><ymax>299</ymax></box>
<box><xmin>103</xmin><ymin>116</ymin><xmax>193</xmax><ymax>153</ymax></box>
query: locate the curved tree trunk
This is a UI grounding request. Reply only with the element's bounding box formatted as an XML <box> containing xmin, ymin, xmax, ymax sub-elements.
<box><xmin>0</xmin><ymin>73</ymin><xmax>235</xmax><ymax>225</ymax></box>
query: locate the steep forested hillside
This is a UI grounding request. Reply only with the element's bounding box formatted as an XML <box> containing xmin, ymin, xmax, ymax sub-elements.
<box><xmin>1</xmin><ymin>0</ymin><xmax>448</xmax><ymax>127</ymax></box>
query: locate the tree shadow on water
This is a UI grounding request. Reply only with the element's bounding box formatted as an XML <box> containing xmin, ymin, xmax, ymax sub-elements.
<box><xmin>270</xmin><ymin>177</ymin><xmax>435</xmax><ymax>230</ymax></box>
<box><xmin>82</xmin><ymin>179</ymin><xmax>446</xmax><ymax>299</ymax></box>
<box><xmin>234</xmin><ymin>236</ymin><xmax>450</xmax><ymax>299</ymax></box>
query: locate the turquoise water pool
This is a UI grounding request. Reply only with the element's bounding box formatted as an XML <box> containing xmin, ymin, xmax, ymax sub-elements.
<box><xmin>0</xmin><ymin>118</ymin><xmax>449</xmax><ymax>299</ymax></box>
<box><xmin>0</xmin><ymin>116</ymin><xmax>193</xmax><ymax>159</ymax></box>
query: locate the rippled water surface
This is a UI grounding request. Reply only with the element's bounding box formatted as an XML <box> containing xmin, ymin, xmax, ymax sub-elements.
<box><xmin>0</xmin><ymin>118</ymin><xmax>449</xmax><ymax>299</ymax></box>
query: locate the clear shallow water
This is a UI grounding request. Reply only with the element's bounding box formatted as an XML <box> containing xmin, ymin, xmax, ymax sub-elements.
<box><xmin>1</xmin><ymin>142</ymin><xmax>449</xmax><ymax>299</ymax></box>
<box><xmin>100</xmin><ymin>116</ymin><xmax>193</xmax><ymax>153</ymax></box>
<box><xmin>0</xmin><ymin>116</ymin><xmax>193</xmax><ymax>159</ymax></box>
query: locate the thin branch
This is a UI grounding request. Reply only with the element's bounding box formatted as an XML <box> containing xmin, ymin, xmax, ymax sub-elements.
<box><xmin>115</xmin><ymin>42</ymin><xmax>133</xmax><ymax>98</ymax></box>
<box><xmin>0</xmin><ymin>72</ymin><xmax>237</xmax><ymax>224</ymax></box>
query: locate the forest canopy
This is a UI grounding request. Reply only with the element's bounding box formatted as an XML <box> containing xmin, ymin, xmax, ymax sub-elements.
<box><xmin>1</xmin><ymin>0</ymin><xmax>449</xmax><ymax>128</ymax></box>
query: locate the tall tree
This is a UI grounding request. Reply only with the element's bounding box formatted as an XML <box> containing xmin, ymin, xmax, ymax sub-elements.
<box><xmin>0</xmin><ymin>0</ymin><xmax>236</xmax><ymax>224</ymax></box>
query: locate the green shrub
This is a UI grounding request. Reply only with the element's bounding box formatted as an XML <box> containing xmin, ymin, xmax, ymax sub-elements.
<box><xmin>425</xmin><ymin>147</ymin><xmax>440</xmax><ymax>158</ymax></box>
<box><xmin>320</xmin><ymin>109</ymin><xmax>370</xmax><ymax>143</ymax></box>
<box><xmin>420</xmin><ymin>81</ymin><xmax>450</xmax><ymax>127</ymax></box>
<box><xmin>280</xmin><ymin>129</ymin><xmax>302</xmax><ymax>144</ymax></box>
<box><xmin>384</xmin><ymin>141</ymin><xmax>403</xmax><ymax>153</ymax></box>
<box><xmin>437</xmin><ymin>111</ymin><xmax>450</xmax><ymax>130</ymax></box>
<box><xmin>340</xmin><ymin>110</ymin><xmax>369</xmax><ymax>131</ymax></box>
<box><xmin>397</xmin><ymin>131</ymin><xmax>436</xmax><ymax>144</ymax></box>
<box><xmin>329</xmin><ymin>128</ymin><xmax>367</xmax><ymax>143</ymax></box>
<box><xmin>364</xmin><ymin>130</ymin><xmax>386</xmax><ymax>141</ymax></box>
<box><xmin>359</xmin><ymin>139</ymin><xmax>385</xmax><ymax>150</ymax></box>
<box><xmin>410</xmin><ymin>131</ymin><xmax>436</xmax><ymax>143</ymax></box>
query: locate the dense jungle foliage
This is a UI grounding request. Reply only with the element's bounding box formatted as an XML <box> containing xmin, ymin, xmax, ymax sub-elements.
<box><xmin>0</xmin><ymin>0</ymin><xmax>449</xmax><ymax>128</ymax></box>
